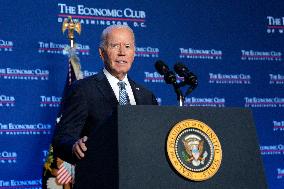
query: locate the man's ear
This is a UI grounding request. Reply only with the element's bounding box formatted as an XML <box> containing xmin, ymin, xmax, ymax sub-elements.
<box><xmin>99</xmin><ymin>48</ymin><xmax>104</xmax><ymax>60</ymax></box>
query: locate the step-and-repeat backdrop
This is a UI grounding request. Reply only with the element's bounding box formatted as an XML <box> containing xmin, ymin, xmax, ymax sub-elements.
<box><xmin>0</xmin><ymin>0</ymin><xmax>283</xmax><ymax>188</ymax></box>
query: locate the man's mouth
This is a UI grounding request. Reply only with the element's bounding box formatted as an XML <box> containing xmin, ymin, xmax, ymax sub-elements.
<box><xmin>116</xmin><ymin>60</ymin><xmax>127</xmax><ymax>64</ymax></box>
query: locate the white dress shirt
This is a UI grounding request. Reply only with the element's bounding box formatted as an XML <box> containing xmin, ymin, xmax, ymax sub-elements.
<box><xmin>103</xmin><ymin>68</ymin><xmax>136</xmax><ymax>105</ymax></box>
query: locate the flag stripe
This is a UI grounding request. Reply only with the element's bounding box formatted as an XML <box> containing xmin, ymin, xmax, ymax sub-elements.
<box><xmin>57</xmin><ymin>166</ymin><xmax>66</xmax><ymax>175</ymax></box>
<box><xmin>57</xmin><ymin>163</ymin><xmax>72</xmax><ymax>184</ymax></box>
<box><xmin>58</xmin><ymin>171</ymin><xmax>71</xmax><ymax>184</ymax></box>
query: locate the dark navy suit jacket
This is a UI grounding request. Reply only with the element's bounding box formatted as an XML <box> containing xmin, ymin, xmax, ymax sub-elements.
<box><xmin>53</xmin><ymin>72</ymin><xmax>157</xmax><ymax>189</ymax></box>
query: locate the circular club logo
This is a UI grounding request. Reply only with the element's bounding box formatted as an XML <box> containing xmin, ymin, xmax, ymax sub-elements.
<box><xmin>167</xmin><ymin>119</ymin><xmax>222</xmax><ymax>181</ymax></box>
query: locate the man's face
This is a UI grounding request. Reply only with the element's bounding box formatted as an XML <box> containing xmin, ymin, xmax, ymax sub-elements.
<box><xmin>99</xmin><ymin>27</ymin><xmax>135</xmax><ymax>80</ymax></box>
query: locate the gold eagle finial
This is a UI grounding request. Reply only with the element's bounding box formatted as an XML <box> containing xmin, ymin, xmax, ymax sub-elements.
<box><xmin>62</xmin><ymin>16</ymin><xmax>81</xmax><ymax>47</ymax></box>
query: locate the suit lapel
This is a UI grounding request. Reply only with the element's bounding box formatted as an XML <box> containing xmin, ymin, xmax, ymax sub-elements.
<box><xmin>129</xmin><ymin>79</ymin><xmax>142</xmax><ymax>105</ymax></box>
<box><xmin>94</xmin><ymin>72</ymin><xmax>118</xmax><ymax>105</ymax></box>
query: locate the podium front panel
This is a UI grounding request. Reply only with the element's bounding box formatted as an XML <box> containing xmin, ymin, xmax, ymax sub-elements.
<box><xmin>117</xmin><ymin>106</ymin><xmax>267</xmax><ymax>189</ymax></box>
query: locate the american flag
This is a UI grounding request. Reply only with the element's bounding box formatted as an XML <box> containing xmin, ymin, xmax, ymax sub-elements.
<box><xmin>56</xmin><ymin>53</ymin><xmax>83</xmax><ymax>185</ymax></box>
<box><xmin>42</xmin><ymin>49</ymin><xmax>83</xmax><ymax>189</ymax></box>
<box><xmin>56</xmin><ymin>161</ymin><xmax>74</xmax><ymax>184</ymax></box>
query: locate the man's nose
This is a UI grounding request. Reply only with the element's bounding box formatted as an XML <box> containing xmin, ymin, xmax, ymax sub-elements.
<box><xmin>118</xmin><ymin>46</ymin><xmax>126</xmax><ymax>55</ymax></box>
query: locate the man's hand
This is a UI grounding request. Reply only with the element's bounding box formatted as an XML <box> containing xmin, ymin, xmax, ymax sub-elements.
<box><xmin>72</xmin><ymin>136</ymin><xmax>88</xmax><ymax>160</ymax></box>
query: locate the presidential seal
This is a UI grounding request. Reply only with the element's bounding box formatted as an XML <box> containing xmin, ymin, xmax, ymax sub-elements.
<box><xmin>166</xmin><ymin>119</ymin><xmax>222</xmax><ymax>181</ymax></box>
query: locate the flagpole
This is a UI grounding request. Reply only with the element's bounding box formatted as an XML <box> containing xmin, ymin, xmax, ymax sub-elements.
<box><xmin>42</xmin><ymin>16</ymin><xmax>83</xmax><ymax>189</ymax></box>
<box><xmin>55</xmin><ymin>16</ymin><xmax>83</xmax><ymax>185</ymax></box>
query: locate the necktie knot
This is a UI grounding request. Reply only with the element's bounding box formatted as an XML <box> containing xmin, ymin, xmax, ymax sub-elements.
<box><xmin>118</xmin><ymin>81</ymin><xmax>129</xmax><ymax>105</ymax></box>
<box><xmin>118</xmin><ymin>81</ymin><xmax>126</xmax><ymax>89</ymax></box>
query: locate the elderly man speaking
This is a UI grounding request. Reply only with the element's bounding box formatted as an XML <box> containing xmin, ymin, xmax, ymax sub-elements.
<box><xmin>53</xmin><ymin>25</ymin><xmax>157</xmax><ymax>189</ymax></box>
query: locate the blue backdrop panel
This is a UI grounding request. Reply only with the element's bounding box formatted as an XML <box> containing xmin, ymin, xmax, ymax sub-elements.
<box><xmin>0</xmin><ymin>0</ymin><xmax>283</xmax><ymax>188</ymax></box>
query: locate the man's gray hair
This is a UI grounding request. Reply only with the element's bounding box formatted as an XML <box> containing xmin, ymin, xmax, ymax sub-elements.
<box><xmin>99</xmin><ymin>25</ymin><xmax>135</xmax><ymax>49</ymax></box>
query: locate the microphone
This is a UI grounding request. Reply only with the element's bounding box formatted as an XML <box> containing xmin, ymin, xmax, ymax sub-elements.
<box><xmin>154</xmin><ymin>61</ymin><xmax>197</xmax><ymax>106</ymax></box>
<box><xmin>155</xmin><ymin>60</ymin><xmax>169</xmax><ymax>75</ymax></box>
<box><xmin>155</xmin><ymin>60</ymin><xmax>176</xmax><ymax>84</ymax></box>
<box><xmin>174</xmin><ymin>63</ymin><xmax>198</xmax><ymax>86</ymax></box>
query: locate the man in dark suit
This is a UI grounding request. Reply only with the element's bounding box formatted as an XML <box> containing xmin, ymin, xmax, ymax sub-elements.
<box><xmin>53</xmin><ymin>25</ymin><xmax>157</xmax><ymax>188</ymax></box>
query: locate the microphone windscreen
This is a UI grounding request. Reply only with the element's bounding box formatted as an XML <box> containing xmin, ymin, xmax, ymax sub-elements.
<box><xmin>174</xmin><ymin>63</ymin><xmax>188</xmax><ymax>76</ymax></box>
<box><xmin>155</xmin><ymin>60</ymin><xmax>169</xmax><ymax>75</ymax></box>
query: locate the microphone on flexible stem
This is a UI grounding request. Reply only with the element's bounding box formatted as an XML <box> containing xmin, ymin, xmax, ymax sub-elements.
<box><xmin>155</xmin><ymin>60</ymin><xmax>183</xmax><ymax>105</ymax></box>
<box><xmin>174</xmin><ymin>63</ymin><xmax>198</xmax><ymax>97</ymax></box>
<box><xmin>155</xmin><ymin>60</ymin><xmax>169</xmax><ymax>75</ymax></box>
<box><xmin>155</xmin><ymin>60</ymin><xmax>176</xmax><ymax>84</ymax></box>
<box><xmin>174</xmin><ymin>63</ymin><xmax>198</xmax><ymax>87</ymax></box>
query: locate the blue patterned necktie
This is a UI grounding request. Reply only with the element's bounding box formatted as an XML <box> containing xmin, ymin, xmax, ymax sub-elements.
<box><xmin>118</xmin><ymin>81</ymin><xmax>129</xmax><ymax>105</ymax></box>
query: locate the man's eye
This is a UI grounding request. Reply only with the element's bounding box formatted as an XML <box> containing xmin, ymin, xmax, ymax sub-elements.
<box><xmin>125</xmin><ymin>44</ymin><xmax>131</xmax><ymax>48</ymax></box>
<box><xmin>110</xmin><ymin>44</ymin><xmax>119</xmax><ymax>48</ymax></box>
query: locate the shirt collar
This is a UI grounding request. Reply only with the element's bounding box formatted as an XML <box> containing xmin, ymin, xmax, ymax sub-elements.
<box><xmin>103</xmin><ymin>68</ymin><xmax>130</xmax><ymax>85</ymax></box>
